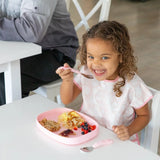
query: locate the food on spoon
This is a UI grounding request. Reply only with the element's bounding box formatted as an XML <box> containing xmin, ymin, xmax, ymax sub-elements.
<box><xmin>39</xmin><ymin>118</ymin><xmax>61</xmax><ymax>132</ymax></box>
<box><xmin>58</xmin><ymin>111</ymin><xmax>85</xmax><ymax>129</ymax></box>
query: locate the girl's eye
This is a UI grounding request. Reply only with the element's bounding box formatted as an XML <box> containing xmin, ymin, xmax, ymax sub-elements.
<box><xmin>88</xmin><ymin>56</ymin><xmax>94</xmax><ymax>59</ymax></box>
<box><xmin>102</xmin><ymin>56</ymin><xmax>109</xmax><ymax>60</ymax></box>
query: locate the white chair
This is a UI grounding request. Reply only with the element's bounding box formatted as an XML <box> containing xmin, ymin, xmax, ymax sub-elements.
<box><xmin>33</xmin><ymin>0</ymin><xmax>112</xmax><ymax>103</ymax></box>
<box><xmin>71</xmin><ymin>0</ymin><xmax>111</xmax><ymax>31</ymax></box>
<box><xmin>140</xmin><ymin>86</ymin><xmax>160</xmax><ymax>154</ymax></box>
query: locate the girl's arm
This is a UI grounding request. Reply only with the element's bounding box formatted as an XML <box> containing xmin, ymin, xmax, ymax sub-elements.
<box><xmin>127</xmin><ymin>103</ymin><xmax>150</xmax><ymax>136</ymax></box>
<box><xmin>113</xmin><ymin>103</ymin><xmax>150</xmax><ymax>140</ymax></box>
<box><xmin>56</xmin><ymin>63</ymin><xmax>81</xmax><ymax>105</ymax></box>
<box><xmin>0</xmin><ymin>0</ymin><xmax>59</xmax><ymax>42</ymax></box>
<box><xmin>60</xmin><ymin>81</ymin><xmax>81</xmax><ymax>104</ymax></box>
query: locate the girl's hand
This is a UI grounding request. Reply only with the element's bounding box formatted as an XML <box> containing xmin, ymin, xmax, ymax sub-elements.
<box><xmin>112</xmin><ymin>125</ymin><xmax>130</xmax><ymax>141</ymax></box>
<box><xmin>56</xmin><ymin>63</ymin><xmax>73</xmax><ymax>81</ymax></box>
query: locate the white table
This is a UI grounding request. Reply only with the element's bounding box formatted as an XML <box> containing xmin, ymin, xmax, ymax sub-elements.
<box><xmin>0</xmin><ymin>94</ymin><xmax>159</xmax><ymax>160</ymax></box>
<box><xmin>0</xmin><ymin>41</ymin><xmax>41</xmax><ymax>103</ymax></box>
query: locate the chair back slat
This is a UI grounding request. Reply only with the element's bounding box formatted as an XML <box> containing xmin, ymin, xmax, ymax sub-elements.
<box><xmin>99</xmin><ymin>0</ymin><xmax>112</xmax><ymax>21</ymax></box>
<box><xmin>140</xmin><ymin>86</ymin><xmax>160</xmax><ymax>154</ymax></box>
<box><xmin>66</xmin><ymin>0</ymin><xmax>111</xmax><ymax>31</ymax></box>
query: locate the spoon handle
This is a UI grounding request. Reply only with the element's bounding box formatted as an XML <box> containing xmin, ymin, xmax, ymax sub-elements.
<box><xmin>58</xmin><ymin>66</ymin><xmax>80</xmax><ymax>74</ymax></box>
<box><xmin>92</xmin><ymin>139</ymin><xmax>113</xmax><ymax>149</ymax></box>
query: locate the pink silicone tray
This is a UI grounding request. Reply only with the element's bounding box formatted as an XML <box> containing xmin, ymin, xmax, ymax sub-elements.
<box><xmin>36</xmin><ymin>108</ymin><xmax>99</xmax><ymax>145</ymax></box>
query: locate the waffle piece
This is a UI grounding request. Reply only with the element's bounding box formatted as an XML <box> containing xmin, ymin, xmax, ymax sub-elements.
<box><xmin>58</xmin><ymin>111</ymin><xmax>85</xmax><ymax>129</ymax></box>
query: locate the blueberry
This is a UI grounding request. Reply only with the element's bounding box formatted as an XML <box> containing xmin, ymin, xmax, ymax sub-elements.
<box><xmin>84</xmin><ymin>126</ymin><xmax>88</xmax><ymax>130</ymax></box>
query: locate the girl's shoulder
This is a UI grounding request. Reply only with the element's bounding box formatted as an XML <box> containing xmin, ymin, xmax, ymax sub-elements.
<box><xmin>125</xmin><ymin>73</ymin><xmax>150</xmax><ymax>93</ymax></box>
<box><xmin>126</xmin><ymin>73</ymin><xmax>145</xmax><ymax>85</ymax></box>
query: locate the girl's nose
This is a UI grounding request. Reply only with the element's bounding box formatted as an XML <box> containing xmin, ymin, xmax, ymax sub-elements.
<box><xmin>93</xmin><ymin>59</ymin><xmax>101</xmax><ymax>66</ymax></box>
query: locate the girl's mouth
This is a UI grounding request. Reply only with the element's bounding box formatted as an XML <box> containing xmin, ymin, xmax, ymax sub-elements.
<box><xmin>93</xmin><ymin>69</ymin><xmax>106</xmax><ymax>76</ymax></box>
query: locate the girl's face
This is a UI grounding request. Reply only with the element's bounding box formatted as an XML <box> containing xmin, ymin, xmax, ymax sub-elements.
<box><xmin>86</xmin><ymin>38</ymin><xmax>121</xmax><ymax>81</ymax></box>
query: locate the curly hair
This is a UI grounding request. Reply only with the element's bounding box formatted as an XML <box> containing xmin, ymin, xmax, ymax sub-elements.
<box><xmin>79</xmin><ymin>21</ymin><xmax>137</xmax><ymax>97</ymax></box>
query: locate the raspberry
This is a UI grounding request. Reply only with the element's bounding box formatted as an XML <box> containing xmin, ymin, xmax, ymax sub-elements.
<box><xmin>90</xmin><ymin>125</ymin><xmax>96</xmax><ymax>130</ymax></box>
<box><xmin>73</xmin><ymin>126</ymin><xmax>78</xmax><ymax>130</ymax></box>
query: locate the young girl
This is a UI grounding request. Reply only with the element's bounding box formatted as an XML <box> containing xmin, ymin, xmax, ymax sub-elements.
<box><xmin>56</xmin><ymin>21</ymin><xmax>152</xmax><ymax>143</ymax></box>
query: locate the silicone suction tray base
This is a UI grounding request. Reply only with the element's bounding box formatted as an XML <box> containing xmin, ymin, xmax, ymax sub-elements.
<box><xmin>36</xmin><ymin>108</ymin><xmax>99</xmax><ymax>145</ymax></box>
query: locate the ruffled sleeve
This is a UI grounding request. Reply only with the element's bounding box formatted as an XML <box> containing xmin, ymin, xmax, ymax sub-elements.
<box><xmin>129</xmin><ymin>74</ymin><xmax>153</xmax><ymax>109</ymax></box>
